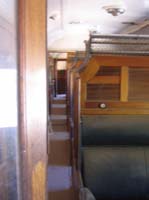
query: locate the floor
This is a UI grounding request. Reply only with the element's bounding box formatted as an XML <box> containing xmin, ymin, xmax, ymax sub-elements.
<box><xmin>48</xmin><ymin>95</ymin><xmax>75</xmax><ymax>200</ymax></box>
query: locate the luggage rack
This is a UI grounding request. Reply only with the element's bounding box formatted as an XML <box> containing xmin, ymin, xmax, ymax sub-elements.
<box><xmin>86</xmin><ymin>33</ymin><xmax>149</xmax><ymax>56</ymax></box>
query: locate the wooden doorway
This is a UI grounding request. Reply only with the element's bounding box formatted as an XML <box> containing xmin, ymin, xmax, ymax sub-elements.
<box><xmin>56</xmin><ymin>60</ymin><xmax>67</xmax><ymax>95</ymax></box>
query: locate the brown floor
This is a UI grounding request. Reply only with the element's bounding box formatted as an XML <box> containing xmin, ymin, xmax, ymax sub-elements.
<box><xmin>48</xmin><ymin>95</ymin><xmax>75</xmax><ymax>200</ymax></box>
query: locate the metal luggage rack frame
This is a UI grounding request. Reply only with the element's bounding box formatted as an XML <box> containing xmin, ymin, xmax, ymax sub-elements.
<box><xmin>86</xmin><ymin>33</ymin><xmax>149</xmax><ymax>56</ymax></box>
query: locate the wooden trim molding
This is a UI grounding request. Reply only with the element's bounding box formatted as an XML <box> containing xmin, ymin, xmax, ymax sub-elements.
<box><xmin>85</xmin><ymin>101</ymin><xmax>149</xmax><ymax>109</ymax></box>
<box><xmin>18</xmin><ymin>0</ymin><xmax>48</xmax><ymax>199</ymax></box>
<box><xmin>81</xmin><ymin>108</ymin><xmax>149</xmax><ymax>115</ymax></box>
<box><xmin>95</xmin><ymin>55</ymin><xmax>149</xmax><ymax>67</ymax></box>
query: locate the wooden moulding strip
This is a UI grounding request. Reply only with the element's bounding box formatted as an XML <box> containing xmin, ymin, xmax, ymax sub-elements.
<box><xmin>81</xmin><ymin>108</ymin><xmax>149</xmax><ymax>115</ymax></box>
<box><xmin>120</xmin><ymin>66</ymin><xmax>128</xmax><ymax>102</ymax></box>
<box><xmin>85</xmin><ymin>101</ymin><xmax>149</xmax><ymax>109</ymax></box>
<box><xmin>95</xmin><ymin>55</ymin><xmax>149</xmax><ymax>67</ymax></box>
<box><xmin>88</xmin><ymin>76</ymin><xmax>120</xmax><ymax>84</ymax></box>
<box><xmin>81</xmin><ymin>82</ymin><xmax>87</xmax><ymax>108</ymax></box>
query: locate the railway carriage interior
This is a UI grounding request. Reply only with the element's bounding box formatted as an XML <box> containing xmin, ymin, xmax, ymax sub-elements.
<box><xmin>47</xmin><ymin>0</ymin><xmax>149</xmax><ymax>199</ymax></box>
<box><xmin>1</xmin><ymin>0</ymin><xmax>149</xmax><ymax>199</ymax></box>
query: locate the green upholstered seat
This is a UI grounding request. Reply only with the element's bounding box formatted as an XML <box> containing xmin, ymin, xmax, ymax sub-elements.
<box><xmin>82</xmin><ymin>147</ymin><xmax>149</xmax><ymax>200</ymax></box>
<box><xmin>81</xmin><ymin>115</ymin><xmax>149</xmax><ymax>200</ymax></box>
<box><xmin>81</xmin><ymin>115</ymin><xmax>149</xmax><ymax>146</ymax></box>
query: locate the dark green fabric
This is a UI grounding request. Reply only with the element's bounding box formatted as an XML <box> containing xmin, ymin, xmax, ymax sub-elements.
<box><xmin>83</xmin><ymin>147</ymin><xmax>149</xmax><ymax>200</ymax></box>
<box><xmin>81</xmin><ymin>115</ymin><xmax>149</xmax><ymax>199</ymax></box>
<box><xmin>81</xmin><ymin>115</ymin><xmax>149</xmax><ymax>146</ymax></box>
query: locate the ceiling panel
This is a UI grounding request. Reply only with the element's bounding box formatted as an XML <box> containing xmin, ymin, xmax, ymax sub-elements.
<box><xmin>48</xmin><ymin>0</ymin><xmax>149</xmax><ymax>50</ymax></box>
<box><xmin>0</xmin><ymin>0</ymin><xmax>16</xmax><ymax>24</ymax></box>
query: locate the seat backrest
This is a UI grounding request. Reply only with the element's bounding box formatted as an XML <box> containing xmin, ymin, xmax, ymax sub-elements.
<box><xmin>81</xmin><ymin>115</ymin><xmax>149</xmax><ymax>199</ymax></box>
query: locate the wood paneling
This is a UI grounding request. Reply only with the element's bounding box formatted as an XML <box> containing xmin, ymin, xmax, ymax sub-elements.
<box><xmin>85</xmin><ymin>101</ymin><xmax>149</xmax><ymax>109</ymax></box>
<box><xmin>96</xmin><ymin>66</ymin><xmax>120</xmax><ymax>76</ymax></box>
<box><xmin>88</xmin><ymin>76</ymin><xmax>120</xmax><ymax>84</ymax></box>
<box><xmin>79</xmin><ymin>55</ymin><xmax>149</xmax><ymax>115</ymax></box>
<box><xmin>95</xmin><ymin>55</ymin><xmax>149</xmax><ymax>67</ymax></box>
<box><xmin>81</xmin><ymin>108</ymin><xmax>149</xmax><ymax>115</ymax></box>
<box><xmin>87</xmin><ymin>84</ymin><xmax>120</xmax><ymax>101</ymax></box>
<box><xmin>129</xmin><ymin>67</ymin><xmax>149</xmax><ymax>101</ymax></box>
<box><xmin>18</xmin><ymin>0</ymin><xmax>47</xmax><ymax>199</ymax></box>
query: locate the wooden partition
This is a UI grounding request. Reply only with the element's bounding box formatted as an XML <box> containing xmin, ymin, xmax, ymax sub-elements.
<box><xmin>19</xmin><ymin>0</ymin><xmax>47</xmax><ymax>199</ymax></box>
<box><xmin>79</xmin><ymin>55</ymin><xmax>149</xmax><ymax>115</ymax></box>
<box><xmin>66</xmin><ymin>52</ymin><xmax>86</xmax><ymax>196</ymax></box>
<box><xmin>69</xmin><ymin>53</ymin><xmax>149</xmax><ymax>198</ymax></box>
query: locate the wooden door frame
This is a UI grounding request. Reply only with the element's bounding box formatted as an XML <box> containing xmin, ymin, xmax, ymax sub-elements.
<box><xmin>18</xmin><ymin>0</ymin><xmax>48</xmax><ymax>199</ymax></box>
<box><xmin>54</xmin><ymin>58</ymin><xmax>67</xmax><ymax>95</ymax></box>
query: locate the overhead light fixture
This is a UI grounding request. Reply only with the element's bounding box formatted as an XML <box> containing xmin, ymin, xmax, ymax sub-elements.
<box><xmin>49</xmin><ymin>11</ymin><xmax>60</xmax><ymax>21</ymax></box>
<box><xmin>103</xmin><ymin>5</ymin><xmax>125</xmax><ymax>16</ymax></box>
<box><xmin>69</xmin><ymin>21</ymin><xmax>81</xmax><ymax>25</ymax></box>
<box><xmin>102</xmin><ymin>0</ymin><xmax>126</xmax><ymax>16</ymax></box>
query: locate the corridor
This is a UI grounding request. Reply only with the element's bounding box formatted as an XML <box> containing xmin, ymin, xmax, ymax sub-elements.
<box><xmin>48</xmin><ymin>95</ymin><xmax>75</xmax><ymax>200</ymax></box>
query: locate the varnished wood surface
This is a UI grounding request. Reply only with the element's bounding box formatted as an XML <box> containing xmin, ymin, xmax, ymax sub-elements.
<box><xmin>120</xmin><ymin>66</ymin><xmax>128</xmax><ymax>102</ymax></box>
<box><xmin>79</xmin><ymin>55</ymin><xmax>149</xmax><ymax>114</ymax></box>
<box><xmin>81</xmin><ymin>108</ymin><xmax>149</xmax><ymax>115</ymax></box>
<box><xmin>18</xmin><ymin>0</ymin><xmax>47</xmax><ymax>199</ymax></box>
<box><xmin>85</xmin><ymin>101</ymin><xmax>149</xmax><ymax>109</ymax></box>
<box><xmin>88</xmin><ymin>76</ymin><xmax>120</xmax><ymax>84</ymax></box>
<box><xmin>129</xmin><ymin>67</ymin><xmax>149</xmax><ymax>101</ymax></box>
<box><xmin>87</xmin><ymin>84</ymin><xmax>120</xmax><ymax>101</ymax></box>
<box><xmin>80</xmin><ymin>57</ymin><xmax>99</xmax><ymax>82</ymax></box>
<box><xmin>95</xmin><ymin>55</ymin><xmax>149</xmax><ymax>67</ymax></box>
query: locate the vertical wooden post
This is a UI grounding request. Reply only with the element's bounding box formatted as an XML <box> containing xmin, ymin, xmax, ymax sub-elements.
<box><xmin>80</xmin><ymin>58</ymin><xmax>99</xmax><ymax>108</ymax></box>
<box><xmin>18</xmin><ymin>0</ymin><xmax>47</xmax><ymax>199</ymax></box>
<box><xmin>121</xmin><ymin>66</ymin><xmax>129</xmax><ymax>102</ymax></box>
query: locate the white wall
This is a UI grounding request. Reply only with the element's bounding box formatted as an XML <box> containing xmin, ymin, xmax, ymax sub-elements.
<box><xmin>0</xmin><ymin>0</ymin><xmax>17</xmax><ymax>126</ymax></box>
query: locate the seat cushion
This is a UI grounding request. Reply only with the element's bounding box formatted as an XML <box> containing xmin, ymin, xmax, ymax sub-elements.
<box><xmin>82</xmin><ymin>146</ymin><xmax>149</xmax><ymax>200</ymax></box>
<box><xmin>81</xmin><ymin>115</ymin><xmax>149</xmax><ymax>146</ymax></box>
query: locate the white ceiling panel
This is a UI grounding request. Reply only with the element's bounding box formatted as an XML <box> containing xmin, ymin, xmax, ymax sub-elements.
<box><xmin>48</xmin><ymin>0</ymin><xmax>149</xmax><ymax>50</ymax></box>
<box><xmin>0</xmin><ymin>0</ymin><xmax>16</xmax><ymax>24</ymax></box>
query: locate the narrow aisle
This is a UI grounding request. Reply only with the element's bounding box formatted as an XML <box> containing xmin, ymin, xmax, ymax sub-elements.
<box><xmin>48</xmin><ymin>95</ymin><xmax>75</xmax><ymax>200</ymax></box>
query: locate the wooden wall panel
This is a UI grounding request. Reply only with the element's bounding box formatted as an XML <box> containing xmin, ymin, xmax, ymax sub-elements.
<box><xmin>96</xmin><ymin>66</ymin><xmax>120</xmax><ymax>76</ymax></box>
<box><xmin>129</xmin><ymin>67</ymin><xmax>149</xmax><ymax>101</ymax></box>
<box><xmin>80</xmin><ymin>55</ymin><xmax>149</xmax><ymax>115</ymax></box>
<box><xmin>86</xmin><ymin>66</ymin><xmax>120</xmax><ymax>101</ymax></box>
<box><xmin>87</xmin><ymin>84</ymin><xmax>120</xmax><ymax>101</ymax></box>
